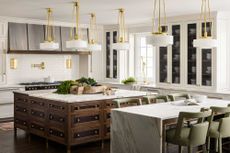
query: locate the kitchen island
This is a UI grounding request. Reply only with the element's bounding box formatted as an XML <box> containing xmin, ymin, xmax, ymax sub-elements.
<box><xmin>111</xmin><ymin>99</ymin><xmax>230</xmax><ymax>153</ymax></box>
<box><xmin>13</xmin><ymin>89</ymin><xmax>148</xmax><ymax>153</ymax></box>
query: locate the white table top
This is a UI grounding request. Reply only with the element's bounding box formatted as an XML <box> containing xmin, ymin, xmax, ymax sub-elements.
<box><xmin>15</xmin><ymin>89</ymin><xmax>150</xmax><ymax>103</ymax></box>
<box><xmin>113</xmin><ymin>99</ymin><xmax>230</xmax><ymax>120</ymax></box>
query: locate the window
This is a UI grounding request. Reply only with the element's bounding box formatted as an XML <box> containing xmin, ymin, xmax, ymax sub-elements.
<box><xmin>134</xmin><ymin>34</ymin><xmax>156</xmax><ymax>83</ymax></box>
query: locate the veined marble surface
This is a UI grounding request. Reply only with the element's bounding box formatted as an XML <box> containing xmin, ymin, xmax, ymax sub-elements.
<box><xmin>111</xmin><ymin>99</ymin><xmax>230</xmax><ymax>153</ymax></box>
<box><xmin>14</xmin><ymin>89</ymin><xmax>149</xmax><ymax>103</ymax></box>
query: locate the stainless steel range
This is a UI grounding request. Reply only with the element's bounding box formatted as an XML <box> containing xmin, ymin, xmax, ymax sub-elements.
<box><xmin>20</xmin><ymin>82</ymin><xmax>62</xmax><ymax>91</ymax></box>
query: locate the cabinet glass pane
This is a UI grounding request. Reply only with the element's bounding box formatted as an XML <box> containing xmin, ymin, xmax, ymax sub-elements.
<box><xmin>202</xmin><ymin>49</ymin><xmax>212</xmax><ymax>86</ymax></box>
<box><xmin>172</xmin><ymin>25</ymin><xmax>181</xmax><ymax>84</ymax></box>
<box><xmin>159</xmin><ymin>47</ymin><xmax>168</xmax><ymax>83</ymax></box>
<box><xmin>61</xmin><ymin>27</ymin><xmax>74</xmax><ymax>51</ymax></box>
<box><xmin>187</xmin><ymin>23</ymin><xmax>197</xmax><ymax>85</ymax></box>
<box><xmin>8</xmin><ymin>22</ymin><xmax>28</xmax><ymax>50</ymax></box>
<box><xmin>202</xmin><ymin>22</ymin><xmax>212</xmax><ymax>37</ymax></box>
<box><xmin>106</xmin><ymin>32</ymin><xmax>110</xmax><ymax>78</ymax></box>
<box><xmin>28</xmin><ymin>24</ymin><xmax>45</xmax><ymax>50</ymax></box>
<box><xmin>113</xmin><ymin>31</ymin><xmax>118</xmax><ymax>79</ymax></box>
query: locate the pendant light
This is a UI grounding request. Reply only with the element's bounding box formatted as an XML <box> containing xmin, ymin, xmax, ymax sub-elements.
<box><xmin>88</xmin><ymin>13</ymin><xmax>102</xmax><ymax>51</ymax></box>
<box><xmin>193</xmin><ymin>0</ymin><xmax>217</xmax><ymax>49</ymax></box>
<box><xmin>147</xmin><ymin>0</ymin><xmax>173</xmax><ymax>47</ymax></box>
<box><xmin>40</xmin><ymin>8</ymin><xmax>59</xmax><ymax>50</ymax></box>
<box><xmin>66</xmin><ymin>0</ymin><xmax>87</xmax><ymax>50</ymax></box>
<box><xmin>112</xmin><ymin>8</ymin><xmax>130</xmax><ymax>51</ymax></box>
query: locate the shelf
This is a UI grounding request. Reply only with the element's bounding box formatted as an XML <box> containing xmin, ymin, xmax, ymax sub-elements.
<box><xmin>7</xmin><ymin>50</ymin><xmax>91</xmax><ymax>55</ymax></box>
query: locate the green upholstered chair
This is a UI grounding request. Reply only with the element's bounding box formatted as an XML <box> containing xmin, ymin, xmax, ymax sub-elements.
<box><xmin>166</xmin><ymin>109</ymin><xmax>212</xmax><ymax>153</ymax></box>
<box><xmin>168</xmin><ymin>93</ymin><xmax>191</xmax><ymax>101</ymax></box>
<box><xmin>112</xmin><ymin>98</ymin><xmax>142</xmax><ymax>108</ymax></box>
<box><xmin>143</xmin><ymin>95</ymin><xmax>169</xmax><ymax>104</ymax></box>
<box><xmin>207</xmin><ymin>106</ymin><xmax>230</xmax><ymax>153</ymax></box>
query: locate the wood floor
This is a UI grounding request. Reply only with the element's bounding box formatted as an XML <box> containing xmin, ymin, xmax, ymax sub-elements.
<box><xmin>0</xmin><ymin>128</ymin><xmax>229</xmax><ymax>153</ymax></box>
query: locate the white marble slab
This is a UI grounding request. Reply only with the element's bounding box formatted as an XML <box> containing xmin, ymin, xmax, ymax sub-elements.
<box><xmin>111</xmin><ymin>99</ymin><xmax>230</xmax><ymax>153</ymax></box>
<box><xmin>14</xmin><ymin>89</ymin><xmax>149</xmax><ymax>103</ymax></box>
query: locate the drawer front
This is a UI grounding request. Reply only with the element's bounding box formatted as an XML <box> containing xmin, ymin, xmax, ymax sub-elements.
<box><xmin>48</xmin><ymin>112</ymin><xmax>66</xmax><ymax>128</ymax></box>
<box><xmin>30</xmin><ymin>121</ymin><xmax>45</xmax><ymax>136</ymax></box>
<box><xmin>71</xmin><ymin>111</ymin><xmax>101</xmax><ymax>127</ymax></box>
<box><xmin>30</xmin><ymin>109</ymin><xmax>46</xmax><ymax>122</ymax></box>
<box><xmin>48</xmin><ymin>102</ymin><xmax>66</xmax><ymax>113</ymax></box>
<box><xmin>104</xmin><ymin>124</ymin><xmax>110</xmax><ymax>138</ymax></box>
<box><xmin>14</xmin><ymin>94</ymin><xmax>28</xmax><ymax>105</ymax></box>
<box><xmin>15</xmin><ymin>105</ymin><xmax>28</xmax><ymax>115</ymax></box>
<box><xmin>71</xmin><ymin>126</ymin><xmax>101</xmax><ymax>144</ymax></box>
<box><xmin>105</xmin><ymin>100</ymin><xmax>116</xmax><ymax>109</ymax></box>
<box><xmin>48</xmin><ymin>127</ymin><xmax>66</xmax><ymax>143</ymax></box>
<box><xmin>15</xmin><ymin>116</ymin><xmax>28</xmax><ymax>130</ymax></box>
<box><xmin>71</xmin><ymin>102</ymin><xmax>101</xmax><ymax>113</ymax></box>
<box><xmin>30</xmin><ymin>97</ymin><xmax>46</xmax><ymax>108</ymax></box>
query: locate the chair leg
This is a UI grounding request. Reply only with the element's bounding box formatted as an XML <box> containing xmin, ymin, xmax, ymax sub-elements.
<box><xmin>178</xmin><ymin>146</ymin><xmax>183</xmax><ymax>153</ymax></box>
<box><xmin>216</xmin><ymin>138</ymin><xmax>219</xmax><ymax>153</ymax></box>
<box><xmin>218</xmin><ymin>137</ymin><xmax>222</xmax><ymax>153</ymax></box>
<box><xmin>207</xmin><ymin>137</ymin><xmax>210</xmax><ymax>153</ymax></box>
<box><xmin>188</xmin><ymin>146</ymin><xmax>192</xmax><ymax>153</ymax></box>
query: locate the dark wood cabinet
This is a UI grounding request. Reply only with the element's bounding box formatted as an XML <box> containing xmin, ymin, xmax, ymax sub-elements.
<box><xmin>8</xmin><ymin>22</ymin><xmax>28</xmax><ymax>50</ymax></box>
<box><xmin>28</xmin><ymin>24</ymin><xmax>45</xmax><ymax>50</ymax></box>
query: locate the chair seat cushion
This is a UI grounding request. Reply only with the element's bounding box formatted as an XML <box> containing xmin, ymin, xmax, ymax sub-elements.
<box><xmin>166</xmin><ymin>127</ymin><xmax>190</xmax><ymax>146</ymax></box>
<box><xmin>208</xmin><ymin>121</ymin><xmax>220</xmax><ymax>138</ymax></box>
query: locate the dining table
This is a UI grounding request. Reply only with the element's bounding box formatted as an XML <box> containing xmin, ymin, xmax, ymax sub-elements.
<box><xmin>111</xmin><ymin>98</ymin><xmax>230</xmax><ymax>153</ymax></box>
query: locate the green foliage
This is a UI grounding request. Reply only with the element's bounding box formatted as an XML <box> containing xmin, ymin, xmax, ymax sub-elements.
<box><xmin>55</xmin><ymin>80</ymin><xmax>75</xmax><ymax>94</ymax></box>
<box><xmin>122</xmin><ymin>77</ymin><xmax>136</xmax><ymax>85</ymax></box>
<box><xmin>76</xmin><ymin>77</ymin><xmax>97</xmax><ymax>86</ymax></box>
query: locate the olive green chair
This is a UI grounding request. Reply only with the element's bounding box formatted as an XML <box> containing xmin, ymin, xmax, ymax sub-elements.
<box><xmin>207</xmin><ymin>106</ymin><xmax>230</xmax><ymax>153</ymax></box>
<box><xmin>143</xmin><ymin>95</ymin><xmax>169</xmax><ymax>104</ymax></box>
<box><xmin>166</xmin><ymin>109</ymin><xmax>212</xmax><ymax>153</ymax></box>
<box><xmin>112</xmin><ymin>98</ymin><xmax>142</xmax><ymax>108</ymax></box>
<box><xmin>168</xmin><ymin>93</ymin><xmax>191</xmax><ymax>101</ymax></box>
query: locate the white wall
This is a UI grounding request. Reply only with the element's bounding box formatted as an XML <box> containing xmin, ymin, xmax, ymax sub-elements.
<box><xmin>6</xmin><ymin>54</ymin><xmax>79</xmax><ymax>84</ymax></box>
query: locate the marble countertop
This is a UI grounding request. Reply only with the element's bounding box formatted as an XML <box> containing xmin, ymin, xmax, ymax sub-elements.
<box><xmin>14</xmin><ymin>89</ymin><xmax>150</xmax><ymax>103</ymax></box>
<box><xmin>112</xmin><ymin>99</ymin><xmax>230</xmax><ymax>120</ymax></box>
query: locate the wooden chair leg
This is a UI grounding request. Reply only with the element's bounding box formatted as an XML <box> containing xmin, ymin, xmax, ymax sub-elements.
<box><xmin>218</xmin><ymin>137</ymin><xmax>222</xmax><ymax>153</ymax></box>
<box><xmin>179</xmin><ymin>146</ymin><xmax>183</xmax><ymax>153</ymax></box>
<box><xmin>207</xmin><ymin>137</ymin><xmax>210</xmax><ymax>153</ymax></box>
<box><xmin>216</xmin><ymin>138</ymin><xmax>219</xmax><ymax>153</ymax></box>
<box><xmin>188</xmin><ymin>146</ymin><xmax>192</xmax><ymax>153</ymax></box>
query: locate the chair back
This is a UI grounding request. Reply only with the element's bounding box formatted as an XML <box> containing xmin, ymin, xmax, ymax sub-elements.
<box><xmin>112</xmin><ymin>98</ymin><xmax>142</xmax><ymax>108</ymax></box>
<box><xmin>143</xmin><ymin>95</ymin><xmax>169</xmax><ymax>104</ymax></box>
<box><xmin>175</xmin><ymin>109</ymin><xmax>212</xmax><ymax>146</ymax></box>
<box><xmin>219</xmin><ymin>117</ymin><xmax>230</xmax><ymax>137</ymax></box>
<box><xmin>210</xmin><ymin>106</ymin><xmax>230</xmax><ymax>120</ymax></box>
<box><xmin>168</xmin><ymin>93</ymin><xmax>191</xmax><ymax>101</ymax></box>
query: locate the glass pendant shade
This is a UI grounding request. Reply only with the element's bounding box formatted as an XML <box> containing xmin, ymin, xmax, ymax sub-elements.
<box><xmin>147</xmin><ymin>34</ymin><xmax>173</xmax><ymax>47</ymax></box>
<box><xmin>40</xmin><ymin>8</ymin><xmax>59</xmax><ymax>50</ymax></box>
<box><xmin>193</xmin><ymin>0</ymin><xmax>217</xmax><ymax>49</ymax></box>
<box><xmin>66</xmin><ymin>1</ymin><xmax>87</xmax><ymax>50</ymax></box>
<box><xmin>149</xmin><ymin>0</ymin><xmax>173</xmax><ymax>47</ymax></box>
<box><xmin>193</xmin><ymin>38</ymin><xmax>217</xmax><ymax>49</ymax></box>
<box><xmin>88</xmin><ymin>13</ymin><xmax>102</xmax><ymax>51</ymax></box>
<box><xmin>112</xmin><ymin>8</ymin><xmax>130</xmax><ymax>51</ymax></box>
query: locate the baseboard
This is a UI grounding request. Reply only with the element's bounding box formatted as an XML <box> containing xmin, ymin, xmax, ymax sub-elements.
<box><xmin>0</xmin><ymin>117</ymin><xmax>14</xmax><ymax>123</ymax></box>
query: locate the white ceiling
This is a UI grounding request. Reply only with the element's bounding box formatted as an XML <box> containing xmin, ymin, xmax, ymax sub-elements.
<box><xmin>0</xmin><ymin>0</ymin><xmax>229</xmax><ymax>25</ymax></box>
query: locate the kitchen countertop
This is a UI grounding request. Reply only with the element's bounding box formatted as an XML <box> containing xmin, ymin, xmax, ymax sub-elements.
<box><xmin>14</xmin><ymin>89</ymin><xmax>153</xmax><ymax>103</ymax></box>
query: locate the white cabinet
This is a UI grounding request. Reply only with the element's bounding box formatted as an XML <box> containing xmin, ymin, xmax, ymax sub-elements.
<box><xmin>0</xmin><ymin>21</ymin><xmax>7</xmax><ymax>38</ymax></box>
<box><xmin>0</xmin><ymin>38</ymin><xmax>7</xmax><ymax>84</ymax></box>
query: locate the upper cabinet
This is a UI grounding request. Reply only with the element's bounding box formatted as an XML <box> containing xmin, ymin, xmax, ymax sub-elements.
<box><xmin>8</xmin><ymin>22</ymin><xmax>28</xmax><ymax>50</ymax></box>
<box><xmin>53</xmin><ymin>26</ymin><xmax>62</xmax><ymax>51</ymax></box>
<box><xmin>61</xmin><ymin>27</ymin><xmax>73</xmax><ymax>51</ymax></box>
<box><xmin>28</xmin><ymin>24</ymin><xmax>45</xmax><ymax>50</ymax></box>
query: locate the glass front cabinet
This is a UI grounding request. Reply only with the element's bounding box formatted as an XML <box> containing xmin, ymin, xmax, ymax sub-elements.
<box><xmin>105</xmin><ymin>30</ymin><xmax>118</xmax><ymax>81</ymax></box>
<box><xmin>157</xmin><ymin>22</ymin><xmax>215</xmax><ymax>90</ymax></box>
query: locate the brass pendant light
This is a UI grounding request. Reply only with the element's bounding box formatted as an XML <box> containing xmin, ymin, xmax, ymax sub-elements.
<box><xmin>40</xmin><ymin>8</ymin><xmax>59</xmax><ymax>50</ymax></box>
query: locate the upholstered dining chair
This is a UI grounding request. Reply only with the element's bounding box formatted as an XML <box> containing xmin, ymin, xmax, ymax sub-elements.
<box><xmin>112</xmin><ymin>98</ymin><xmax>142</xmax><ymax>108</ymax></box>
<box><xmin>143</xmin><ymin>95</ymin><xmax>169</xmax><ymax>104</ymax></box>
<box><xmin>168</xmin><ymin>93</ymin><xmax>191</xmax><ymax>101</ymax></box>
<box><xmin>207</xmin><ymin>106</ymin><xmax>230</xmax><ymax>153</ymax></box>
<box><xmin>166</xmin><ymin>109</ymin><xmax>212</xmax><ymax>153</ymax></box>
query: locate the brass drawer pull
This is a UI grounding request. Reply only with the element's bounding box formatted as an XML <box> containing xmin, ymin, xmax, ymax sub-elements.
<box><xmin>77</xmin><ymin>118</ymin><xmax>80</xmax><ymax>122</ymax></box>
<box><xmin>95</xmin><ymin>116</ymin><xmax>98</xmax><ymax>120</ymax></box>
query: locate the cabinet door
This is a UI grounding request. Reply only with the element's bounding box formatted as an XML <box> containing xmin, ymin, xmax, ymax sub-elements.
<box><xmin>171</xmin><ymin>25</ymin><xmax>181</xmax><ymax>84</ymax></box>
<box><xmin>105</xmin><ymin>31</ymin><xmax>111</xmax><ymax>78</ymax></box>
<box><xmin>61</xmin><ymin>27</ymin><xmax>74</xmax><ymax>51</ymax></box>
<box><xmin>0</xmin><ymin>39</ymin><xmax>6</xmax><ymax>84</ymax></box>
<box><xmin>8</xmin><ymin>22</ymin><xmax>28</xmax><ymax>50</ymax></box>
<box><xmin>28</xmin><ymin>24</ymin><xmax>44</xmax><ymax>50</ymax></box>
<box><xmin>0</xmin><ymin>21</ymin><xmax>7</xmax><ymax>37</ymax></box>
<box><xmin>187</xmin><ymin>23</ymin><xmax>197</xmax><ymax>85</ymax></box>
<box><xmin>112</xmin><ymin>31</ymin><xmax>118</xmax><ymax>79</ymax></box>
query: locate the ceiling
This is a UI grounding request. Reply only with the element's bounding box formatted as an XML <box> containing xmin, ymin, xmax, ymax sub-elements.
<box><xmin>0</xmin><ymin>0</ymin><xmax>229</xmax><ymax>25</ymax></box>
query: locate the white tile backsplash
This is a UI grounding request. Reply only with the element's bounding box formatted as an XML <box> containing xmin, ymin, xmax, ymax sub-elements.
<box><xmin>6</xmin><ymin>54</ymin><xmax>79</xmax><ymax>84</ymax></box>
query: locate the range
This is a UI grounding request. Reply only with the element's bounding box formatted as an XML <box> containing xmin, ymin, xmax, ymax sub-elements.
<box><xmin>20</xmin><ymin>81</ymin><xmax>62</xmax><ymax>91</ymax></box>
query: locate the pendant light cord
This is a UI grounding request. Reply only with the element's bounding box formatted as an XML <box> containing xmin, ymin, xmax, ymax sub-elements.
<box><xmin>200</xmin><ymin>0</ymin><xmax>212</xmax><ymax>38</ymax></box>
<box><xmin>118</xmin><ymin>8</ymin><xmax>125</xmax><ymax>43</ymax></box>
<box><xmin>46</xmin><ymin>8</ymin><xmax>54</xmax><ymax>42</ymax></box>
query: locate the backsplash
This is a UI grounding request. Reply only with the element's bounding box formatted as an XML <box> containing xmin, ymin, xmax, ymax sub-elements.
<box><xmin>6</xmin><ymin>54</ymin><xmax>79</xmax><ymax>84</ymax></box>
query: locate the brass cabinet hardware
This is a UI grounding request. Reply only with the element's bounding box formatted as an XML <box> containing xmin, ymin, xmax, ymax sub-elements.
<box><xmin>31</xmin><ymin>62</ymin><xmax>45</xmax><ymax>70</ymax></box>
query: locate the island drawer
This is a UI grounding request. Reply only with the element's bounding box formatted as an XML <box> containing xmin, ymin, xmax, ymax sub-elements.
<box><xmin>29</xmin><ymin>97</ymin><xmax>47</xmax><ymax>108</ymax></box>
<box><xmin>48</xmin><ymin>126</ymin><xmax>66</xmax><ymax>144</ymax></box>
<box><xmin>15</xmin><ymin>115</ymin><xmax>29</xmax><ymax>130</ymax></box>
<box><xmin>30</xmin><ymin>108</ymin><xmax>46</xmax><ymax>122</ymax></box>
<box><xmin>48</xmin><ymin>101</ymin><xmax>67</xmax><ymax>113</ymax></box>
<box><xmin>71</xmin><ymin>126</ymin><xmax>102</xmax><ymax>144</ymax></box>
<box><xmin>30</xmin><ymin>121</ymin><xmax>46</xmax><ymax>137</ymax></box>
<box><xmin>71</xmin><ymin>111</ymin><xmax>102</xmax><ymax>127</ymax></box>
<box><xmin>14</xmin><ymin>94</ymin><xmax>28</xmax><ymax>105</ymax></box>
<box><xmin>103</xmin><ymin>124</ymin><xmax>111</xmax><ymax>139</ymax></box>
<box><xmin>15</xmin><ymin>105</ymin><xmax>29</xmax><ymax>116</ymax></box>
<box><xmin>71</xmin><ymin>101</ymin><xmax>102</xmax><ymax>113</ymax></box>
<box><xmin>48</xmin><ymin>111</ymin><xmax>67</xmax><ymax>128</ymax></box>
